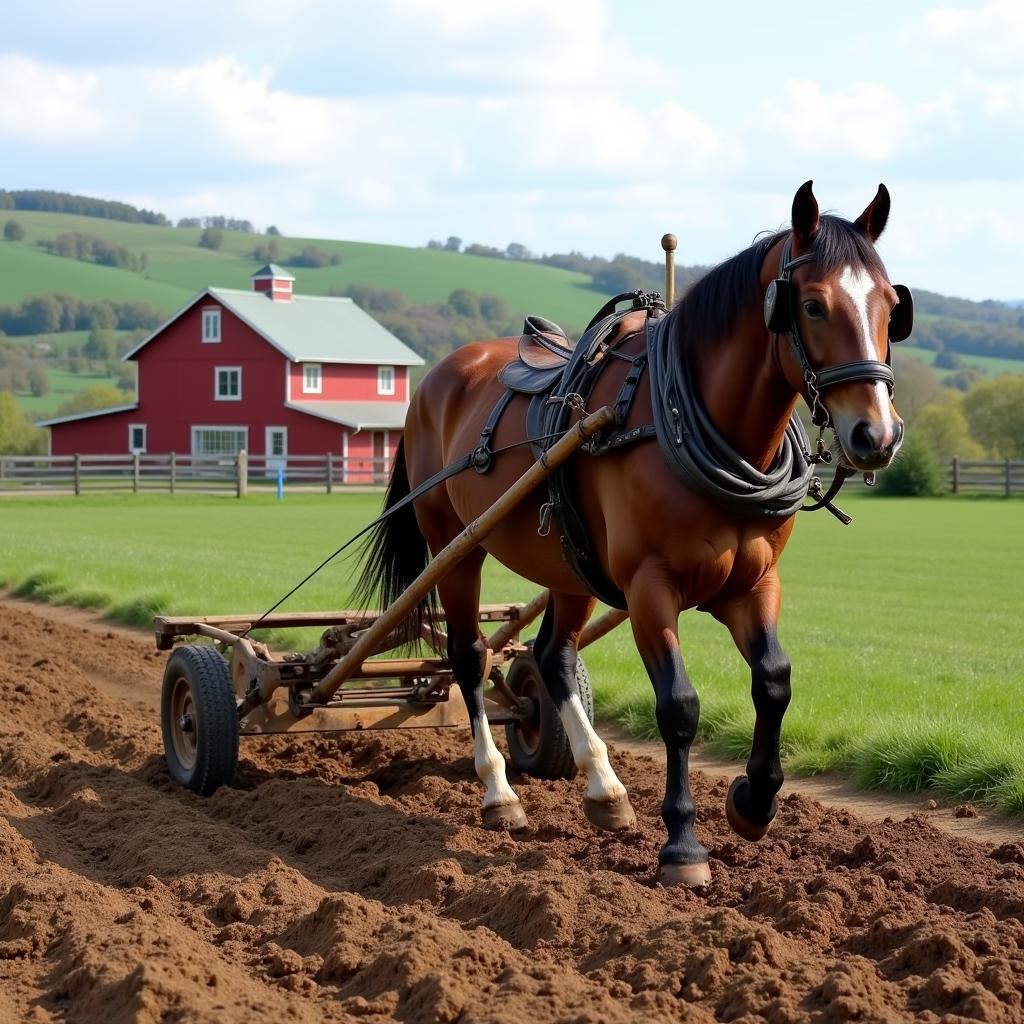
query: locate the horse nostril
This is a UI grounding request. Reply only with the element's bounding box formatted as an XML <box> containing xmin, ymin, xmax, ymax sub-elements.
<box><xmin>850</xmin><ymin>420</ymin><xmax>876</xmax><ymax>458</ymax></box>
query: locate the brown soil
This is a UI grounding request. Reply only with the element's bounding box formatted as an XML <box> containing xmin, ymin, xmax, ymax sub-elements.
<box><xmin>1</xmin><ymin>601</ymin><xmax>1022</xmax><ymax>1023</ymax></box>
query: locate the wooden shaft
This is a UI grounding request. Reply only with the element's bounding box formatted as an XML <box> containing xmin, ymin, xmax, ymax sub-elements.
<box><xmin>579</xmin><ymin>608</ymin><xmax>629</xmax><ymax>650</ymax></box>
<box><xmin>313</xmin><ymin>405</ymin><xmax>617</xmax><ymax>702</ymax></box>
<box><xmin>487</xmin><ymin>589</ymin><xmax>549</xmax><ymax>652</ymax></box>
<box><xmin>662</xmin><ymin>233</ymin><xmax>677</xmax><ymax>307</ymax></box>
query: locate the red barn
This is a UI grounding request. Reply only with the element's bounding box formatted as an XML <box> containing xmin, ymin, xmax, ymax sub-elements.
<box><xmin>40</xmin><ymin>265</ymin><xmax>424</xmax><ymax>475</ymax></box>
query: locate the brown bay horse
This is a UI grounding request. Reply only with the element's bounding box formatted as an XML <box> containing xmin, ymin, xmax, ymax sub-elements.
<box><xmin>356</xmin><ymin>182</ymin><xmax>907</xmax><ymax>886</ymax></box>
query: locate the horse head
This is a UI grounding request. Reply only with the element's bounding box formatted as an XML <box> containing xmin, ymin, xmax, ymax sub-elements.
<box><xmin>774</xmin><ymin>181</ymin><xmax>910</xmax><ymax>472</ymax></box>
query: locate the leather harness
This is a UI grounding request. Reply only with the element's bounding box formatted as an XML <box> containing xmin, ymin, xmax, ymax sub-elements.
<box><xmin>472</xmin><ymin>235</ymin><xmax>907</xmax><ymax>606</ymax></box>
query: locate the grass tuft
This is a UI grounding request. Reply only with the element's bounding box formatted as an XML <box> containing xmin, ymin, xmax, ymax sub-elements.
<box><xmin>108</xmin><ymin>592</ymin><xmax>174</xmax><ymax>628</ymax></box>
<box><xmin>851</xmin><ymin>719</ymin><xmax>964</xmax><ymax>793</ymax></box>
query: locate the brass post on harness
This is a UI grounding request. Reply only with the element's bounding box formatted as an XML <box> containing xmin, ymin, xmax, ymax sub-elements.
<box><xmin>662</xmin><ymin>233</ymin><xmax>677</xmax><ymax>308</ymax></box>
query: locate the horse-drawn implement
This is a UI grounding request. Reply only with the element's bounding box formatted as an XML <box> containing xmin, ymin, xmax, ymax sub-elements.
<box><xmin>156</xmin><ymin>182</ymin><xmax>912</xmax><ymax>887</ymax></box>
<box><xmin>156</xmin><ymin>405</ymin><xmax>629</xmax><ymax>798</ymax></box>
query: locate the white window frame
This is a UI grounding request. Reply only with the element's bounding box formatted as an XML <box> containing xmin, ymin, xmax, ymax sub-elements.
<box><xmin>190</xmin><ymin>426</ymin><xmax>248</xmax><ymax>456</ymax></box>
<box><xmin>377</xmin><ymin>365</ymin><xmax>395</xmax><ymax>396</ymax></box>
<box><xmin>265</xmin><ymin>426</ymin><xmax>287</xmax><ymax>458</ymax></box>
<box><xmin>302</xmin><ymin>362</ymin><xmax>322</xmax><ymax>394</ymax></box>
<box><xmin>202</xmin><ymin>307</ymin><xmax>221</xmax><ymax>343</ymax></box>
<box><xmin>128</xmin><ymin>423</ymin><xmax>147</xmax><ymax>454</ymax></box>
<box><xmin>215</xmin><ymin>365</ymin><xmax>242</xmax><ymax>401</ymax></box>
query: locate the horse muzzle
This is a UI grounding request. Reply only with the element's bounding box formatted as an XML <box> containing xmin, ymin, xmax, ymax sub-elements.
<box><xmin>837</xmin><ymin>416</ymin><xmax>904</xmax><ymax>471</ymax></box>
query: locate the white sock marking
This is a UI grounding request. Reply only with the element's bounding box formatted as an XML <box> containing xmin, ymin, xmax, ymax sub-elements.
<box><xmin>558</xmin><ymin>694</ymin><xmax>627</xmax><ymax>804</ymax></box>
<box><xmin>471</xmin><ymin>716</ymin><xmax>520</xmax><ymax>809</ymax></box>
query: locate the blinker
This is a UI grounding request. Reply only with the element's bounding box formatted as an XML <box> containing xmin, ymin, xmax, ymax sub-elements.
<box><xmin>889</xmin><ymin>284</ymin><xmax>913</xmax><ymax>343</ymax></box>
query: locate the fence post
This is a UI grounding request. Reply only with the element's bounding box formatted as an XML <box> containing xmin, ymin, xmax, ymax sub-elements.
<box><xmin>326</xmin><ymin>452</ymin><xmax>333</xmax><ymax>495</ymax></box>
<box><xmin>132</xmin><ymin>452</ymin><xmax>140</xmax><ymax>493</ymax></box>
<box><xmin>74</xmin><ymin>454</ymin><xmax>82</xmax><ymax>496</ymax></box>
<box><xmin>951</xmin><ymin>456</ymin><xmax>959</xmax><ymax>494</ymax></box>
<box><xmin>237</xmin><ymin>450</ymin><xmax>248</xmax><ymax>498</ymax></box>
<box><xmin>1006</xmin><ymin>459</ymin><xmax>1012</xmax><ymax>498</ymax></box>
<box><xmin>169</xmin><ymin>452</ymin><xmax>176</xmax><ymax>494</ymax></box>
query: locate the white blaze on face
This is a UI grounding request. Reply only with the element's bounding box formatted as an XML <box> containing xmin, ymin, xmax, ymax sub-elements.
<box><xmin>838</xmin><ymin>264</ymin><xmax>898</xmax><ymax>442</ymax></box>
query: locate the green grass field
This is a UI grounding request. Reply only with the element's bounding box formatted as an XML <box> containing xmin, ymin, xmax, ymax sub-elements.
<box><xmin>13</xmin><ymin>367</ymin><xmax>125</xmax><ymax>418</ymax></box>
<box><xmin>0</xmin><ymin>492</ymin><xmax>1020</xmax><ymax>812</ymax></box>
<box><xmin>0</xmin><ymin>211</ymin><xmax>602</xmax><ymax>329</ymax></box>
<box><xmin>898</xmin><ymin>341</ymin><xmax>1024</xmax><ymax>379</ymax></box>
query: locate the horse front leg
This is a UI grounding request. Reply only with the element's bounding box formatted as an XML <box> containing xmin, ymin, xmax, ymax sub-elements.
<box><xmin>713</xmin><ymin>581</ymin><xmax>792</xmax><ymax>841</ymax></box>
<box><xmin>533</xmin><ymin>593</ymin><xmax>635</xmax><ymax>831</ymax></box>
<box><xmin>628</xmin><ymin>569</ymin><xmax>710</xmax><ymax>887</ymax></box>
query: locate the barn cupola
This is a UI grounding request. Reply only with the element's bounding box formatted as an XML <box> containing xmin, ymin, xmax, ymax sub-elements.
<box><xmin>251</xmin><ymin>263</ymin><xmax>295</xmax><ymax>302</ymax></box>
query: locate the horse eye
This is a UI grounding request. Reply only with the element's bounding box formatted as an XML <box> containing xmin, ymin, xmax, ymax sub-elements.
<box><xmin>803</xmin><ymin>300</ymin><xmax>825</xmax><ymax>319</ymax></box>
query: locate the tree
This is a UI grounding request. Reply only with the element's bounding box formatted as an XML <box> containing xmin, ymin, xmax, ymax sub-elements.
<box><xmin>55</xmin><ymin>385</ymin><xmax>132</xmax><ymax>418</ymax></box>
<box><xmin>876</xmin><ymin>435</ymin><xmax>946</xmax><ymax>496</ymax></box>
<box><xmin>27</xmin><ymin>365</ymin><xmax>49</xmax><ymax>398</ymax></box>
<box><xmin>934</xmin><ymin>350</ymin><xmax>963</xmax><ymax>370</ymax></box>
<box><xmin>21</xmin><ymin>296</ymin><xmax>62</xmax><ymax>334</ymax></box>
<box><xmin>3</xmin><ymin>219</ymin><xmax>24</xmax><ymax>241</ymax></box>
<box><xmin>0</xmin><ymin>392</ymin><xmax>46</xmax><ymax>454</ymax></box>
<box><xmin>914</xmin><ymin>393</ymin><xmax>986</xmax><ymax>459</ymax></box>
<box><xmin>448</xmin><ymin>289</ymin><xmax>481</xmax><ymax>319</ymax></box>
<box><xmin>266</xmin><ymin>225</ymin><xmax>281</xmax><ymax>236</ymax></box>
<box><xmin>891</xmin><ymin>354</ymin><xmax>943</xmax><ymax>425</ymax></box>
<box><xmin>505</xmin><ymin>242</ymin><xmax>531</xmax><ymax>261</ymax></box>
<box><xmin>962</xmin><ymin>376</ymin><xmax>1024</xmax><ymax>458</ymax></box>
<box><xmin>444</xmin><ymin>236</ymin><xmax>462</xmax><ymax>252</ymax></box>
<box><xmin>84</xmin><ymin>327</ymin><xmax>117</xmax><ymax>360</ymax></box>
<box><xmin>198</xmin><ymin>227</ymin><xmax>223</xmax><ymax>250</ymax></box>
<box><xmin>479</xmin><ymin>294</ymin><xmax>509</xmax><ymax>323</ymax></box>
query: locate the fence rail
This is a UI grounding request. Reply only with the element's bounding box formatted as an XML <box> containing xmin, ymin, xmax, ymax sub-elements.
<box><xmin>0</xmin><ymin>453</ymin><xmax>1022</xmax><ymax>497</ymax></box>
<box><xmin>0</xmin><ymin>452</ymin><xmax>393</xmax><ymax>496</ymax></box>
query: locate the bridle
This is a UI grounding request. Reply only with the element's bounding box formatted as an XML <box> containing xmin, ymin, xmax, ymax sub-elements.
<box><xmin>764</xmin><ymin>237</ymin><xmax>897</xmax><ymax>429</ymax></box>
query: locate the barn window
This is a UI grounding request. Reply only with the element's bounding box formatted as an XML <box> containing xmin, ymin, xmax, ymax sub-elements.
<box><xmin>377</xmin><ymin>365</ymin><xmax>395</xmax><ymax>396</ymax></box>
<box><xmin>302</xmin><ymin>363</ymin><xmax>322</xmax><ymax>394</ymax></box>
<box><xmin>191</xmin><ymin>427</ymin><xmax>247</xmax><ymax>456</ymax></box>
<box><xmin>215</xmin><ymin>366</ymin><xmax>242</xmax><ymax>401</ymax></box>
<box><xmin>202</xmin><ymin>308</ymin><xmax>221</xmax><ymax>343</ymax></box>
<box><xmin>128</xmin><ymin>424</ymin><xmax>146</xmax><ymax>454</ymax></box>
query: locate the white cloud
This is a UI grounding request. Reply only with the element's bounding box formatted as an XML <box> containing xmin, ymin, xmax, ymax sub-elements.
<box><xmin>755</xmin><ymin>81</ymin><xmax>913</xmax><ymax>162</ymax></box>
<box><xmin>0</xmin><ymin>55</ymin><xmax>105</xmax><ymax>144</ymax></box>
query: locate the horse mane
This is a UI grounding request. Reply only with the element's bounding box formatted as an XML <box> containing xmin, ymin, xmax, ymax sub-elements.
<box><xmin>669</xmin><ymin>214</ymin><xmax>889</xmax><ymax>357</ymax></box>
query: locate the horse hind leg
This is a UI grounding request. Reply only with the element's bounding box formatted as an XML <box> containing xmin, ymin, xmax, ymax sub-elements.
<box><xmin>533</xmin><ymin>593</ymin><xmax>636</xmax><ymax>831</ymax></box>
<box><xmin>437</xmin><ymin>549</ymin><xmax>528</xmax><ymax>831</ymax></box>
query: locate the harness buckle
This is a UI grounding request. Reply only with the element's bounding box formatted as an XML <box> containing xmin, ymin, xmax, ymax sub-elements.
<box><xmin>538</xmin><ymin>501</ymin><xmax>556</xmax><ymax>537</ymax></box>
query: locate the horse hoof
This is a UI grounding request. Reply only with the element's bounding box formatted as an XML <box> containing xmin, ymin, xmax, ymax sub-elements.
<box><xmin>658</xmin><ymin>862</ymin><xmax>712</xmax><ymax>888</ymax></box>
<box><xmin>583</xmin><ymin>794</ymin><xmax>637</xmax><ymax>832</ymax></box>
<box><xmin>725</xmin><ymin>776</ymin><xmax>776</xmax><ymax>842</ymax></box>
<box><xmin>482</xmin><ymin>801</ymin><xmax>529</xmax><ymax>832</ymax></box>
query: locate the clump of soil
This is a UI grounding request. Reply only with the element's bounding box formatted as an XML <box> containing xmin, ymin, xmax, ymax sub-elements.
<box><xmin>1</xmin><ymin>602</ymin><xmax>1022</xmax><ymax>1022</ymax></box>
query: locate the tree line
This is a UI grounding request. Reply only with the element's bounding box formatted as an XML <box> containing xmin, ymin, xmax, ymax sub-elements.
<box><xmin>0</xmin><ymin>294</ymin><xmax>165</xmax><ymax>336</ymax></box>
<box><xmin>38</xmin><ymin>231</ymin><xmax>147</xmax><ymax>273</ymax></box>
<box><xmin>0</xmin><ymin>190</ymin><xmax>169</xmax><ymax>225</ymax></box>
<box><xmin>334</xmin><ymin>283</ymin><xmax>516</xmax><ymax>362</ymax></box>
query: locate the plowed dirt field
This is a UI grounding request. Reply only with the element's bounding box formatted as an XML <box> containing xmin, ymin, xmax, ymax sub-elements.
<box><xmin>1</xmin><ymin>601</ymin><xmax>1022</xmax><ymax>1023</ymax></box>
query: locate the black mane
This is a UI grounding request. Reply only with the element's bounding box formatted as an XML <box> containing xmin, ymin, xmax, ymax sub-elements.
<box><xmin>669</xmin><ymin>215</ymin><xmax>889</xmax><ymax>356</ymax></box>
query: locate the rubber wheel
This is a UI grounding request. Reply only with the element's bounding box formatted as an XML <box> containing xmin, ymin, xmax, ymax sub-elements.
<box><xmin>504</xmin><ymin>647</ymin><xmax>593</xmax><ymax>780</ymax></box>
<box><xmin>161</xmin><ymin>644</ymin><xmax>239</xmax><ymax>796</ymax></box>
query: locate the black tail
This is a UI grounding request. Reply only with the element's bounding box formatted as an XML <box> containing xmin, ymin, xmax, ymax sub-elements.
<box><xmin>351</xmin><ymin>438</ymin><xmax>436</xmax><ymax>645</ymax></box>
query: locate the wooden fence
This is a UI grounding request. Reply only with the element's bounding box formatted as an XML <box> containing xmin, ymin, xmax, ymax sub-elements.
<box><xmin>0</xmin><ymin>453</ymin><xmax>1021</xmax><ymax>497</ymax></box>
<box><xmin>0</xmin><ymin>452</ymin><xmax>393</xmax><ymax>496</ymax></box>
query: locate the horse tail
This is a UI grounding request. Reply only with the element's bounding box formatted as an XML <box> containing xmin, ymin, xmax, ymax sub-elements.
<box><xmin>352</xmin><ymin>437</ymin><xmax>436</xmax><ymax>646</ymax></box>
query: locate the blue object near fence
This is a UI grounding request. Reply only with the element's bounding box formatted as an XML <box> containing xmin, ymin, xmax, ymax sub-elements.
<box><xmin>276</xmin><ymin>466</ymin><xmax>284</xmax><ymax>500</ymax></box>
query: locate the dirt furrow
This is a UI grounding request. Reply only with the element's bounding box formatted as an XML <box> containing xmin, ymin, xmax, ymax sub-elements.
<box><xmin>1</xmin><ymin>600</ymin><xmax>1022</xmax><ymax>1022</ymax></box>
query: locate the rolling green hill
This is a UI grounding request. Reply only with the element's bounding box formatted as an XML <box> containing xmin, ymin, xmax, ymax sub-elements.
<box><xmin>0</xmin><ymin>211</ymin><xmax>600</xmax><ymax>329</ymax></box>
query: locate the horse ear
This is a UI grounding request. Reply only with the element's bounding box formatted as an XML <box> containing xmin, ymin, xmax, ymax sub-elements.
<box><xmin>791</xmin><ymin>180</ymin><xmax>819</xmax><ymax>246</ymax></box>
<box><xmin>854</xmin><ymin>183</ymin><xmax>890</xmax><ymax>241</ymax></box>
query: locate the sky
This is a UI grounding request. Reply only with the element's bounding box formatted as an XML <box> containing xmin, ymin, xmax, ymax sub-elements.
<box><xmin>1</xmin><ymin>0</ymin><xmax>1022</xmax><ymax>300</ymax></box>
